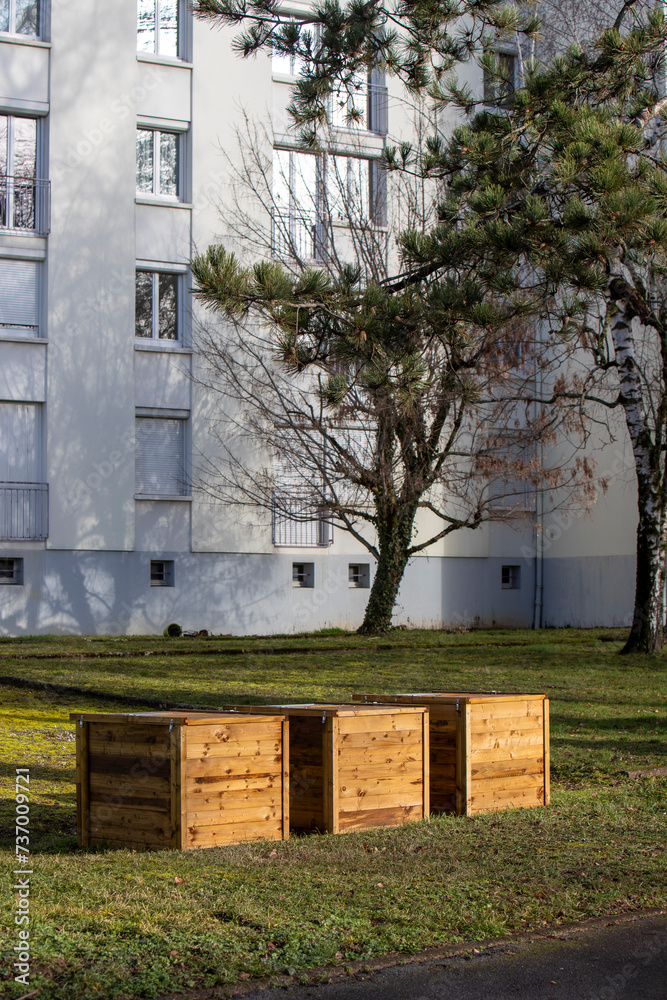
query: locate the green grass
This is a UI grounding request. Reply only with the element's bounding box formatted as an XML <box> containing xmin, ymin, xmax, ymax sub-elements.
<box><xmin>0</xmin><ymin>629</ymin><xmax>666</xmax><ymax>999</ymax></box>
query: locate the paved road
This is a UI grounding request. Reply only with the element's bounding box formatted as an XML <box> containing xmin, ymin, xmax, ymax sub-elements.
<box><xmin>234</xmin><ymin>913</ymin><xmax>667</xmax><ymax>1000</ymax></box>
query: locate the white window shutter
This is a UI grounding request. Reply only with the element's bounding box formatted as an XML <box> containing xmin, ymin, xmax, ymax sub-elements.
<box><xmin>0</xmin><ymin>260</ymin><xmax>39</xmax><ymax>332</ymax></box>
<box><xmin>135</xmin><ymin>418</ymin><xmax>186</xmax><ymax>496</ymax></box>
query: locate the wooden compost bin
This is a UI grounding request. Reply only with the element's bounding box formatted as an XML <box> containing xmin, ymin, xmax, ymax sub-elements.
<box><xmin>354</xmin><ymin>693</ymin><xmax>549</xmax><ymax>817</ymax></box>
<box><xmin>224</xmin><ymin>704</ymin><xmax>429</xmax><ymax>834</ymax></box>
<box><xmin>70</xmin><ymin>711</ymin><xmax>289</xmax><ymax>850</ymax></box>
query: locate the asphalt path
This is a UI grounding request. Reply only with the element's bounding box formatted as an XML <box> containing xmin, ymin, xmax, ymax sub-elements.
<box><xmin>230</xmin><ymin>912</ymin><xmax>667</xmax><ymax>1000</ymax></box>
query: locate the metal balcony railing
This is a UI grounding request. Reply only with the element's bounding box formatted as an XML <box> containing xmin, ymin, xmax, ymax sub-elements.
<box><xmin>0</xmin><ymin>483</ymin><xmax>49</xmax><ymax>540</ymax></box>
<box><xmin>273</xmin><ymin>496</ymin><xmax>332</xmax><ymax>547</ymax></box>
<box><xmin>0</xmin><ymin>176</ymin><xmax>51</xmax><ymax>235</ymax></box>
<box><xmin>272</xmin><ymin>209</ymin><xmax>320</xmax><ymax>262</ymax></box>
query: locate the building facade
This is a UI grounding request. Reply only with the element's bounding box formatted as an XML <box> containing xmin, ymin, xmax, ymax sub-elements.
<box><xmin>0</xmin><ymin>1</ymin><xmax>637</xmax><ymax>635</ymax></box>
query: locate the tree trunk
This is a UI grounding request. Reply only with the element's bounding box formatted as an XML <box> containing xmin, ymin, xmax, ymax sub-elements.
<box><xmin>609</xmin><ymin>281</ymin><xmax>666</xmax><ymax>654</ymax></box>
<box><xmin>357</xmin><ymin>506</ymin><xmax>417</xmax><ymax>635</ymax></box>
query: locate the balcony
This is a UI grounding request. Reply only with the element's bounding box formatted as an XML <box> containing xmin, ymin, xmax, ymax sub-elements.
<box><xmin>0</xmin><ymin>176</ymin><xmax>50</xmax><ymax>236</ymax></box>
<box><xmin>0</xmin><ymin>483</ymin><xmax>48</xmax><ymax>540</ymax></box>
<box><xmin>273</xmin><ymin>496</ymin><xmax>332</xmax><ymax>547</ymax></box>
<box><xmin>272</xmin><ymin>209</ymin><xmax>320</xmax><ymax>263</ymax></box>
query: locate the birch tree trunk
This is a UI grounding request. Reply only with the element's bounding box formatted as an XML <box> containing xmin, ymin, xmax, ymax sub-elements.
<box><xmin>609</xmin><ymin>285</ymin><xmax>665</xmax><ymax>653</ymax></box>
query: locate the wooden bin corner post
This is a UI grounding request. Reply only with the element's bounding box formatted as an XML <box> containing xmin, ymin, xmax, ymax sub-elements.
<box><xmin>74</xmin><ymin>715</ymin><xmax>90</xmax><ymax>848</ymax></box>
<box><xmin>543</xmin><ymin>697</ymin><xmax>550</xmax><ymax>807</ymax></box>
<box><xmin>281</xmin><ymin>718</ymin><xmax>290</xmax><ymax>840</ymax></box>
<box><xmin>422</xmin><ymin>709</ymin><xmax>430</xmax><ymax>819</ymax></box>
<box><xmin>455</xmin><ymin>700</ymin><xmax>472</xmax><ymax>817</ymax></box>
<box><xmin>170</xmin><ymin>719</ymin><xmax>186</xmax><ymax>851</ymax></box>
<box><xmin>323</xmin><ymin>714</ymin><xmax>340</xmax><ymax>835</ymax></box>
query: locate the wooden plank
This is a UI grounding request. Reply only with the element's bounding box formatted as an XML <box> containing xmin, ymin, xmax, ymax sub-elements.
<box><xmin>184</xmin><ymin>773</ymin><xmax>281</xmax><ymax>796</ymax></box>
<box><xmin>87</xmin><ymin>722</ymin><xmax>171</xmax><ymax>745</ymax></box>
<box><xmin>470</xmin><ymin>784</ymin><xmax>545</xmax><ymax>813</ymax></box>
<box><xmin>470</xmin><ymin>757</ymin><xmax>544</xmax><ymax>780</ymax></box>
<box><xmin>468</xmin><ymin>745</ymin><xmax>545</xmax><ymax>763</ymax></box>
<box><xmin>338</xmin><ymin>804</ymin><xmax>424</xmax><ymax>831</ymax></box>
<box><xmin>337</xmin><ymin>788</ymin><xmax>424</xmax><ymax>811</ymax></box>
<box><xmin>422</xmin><ymin>709</ymin><xmax>430</xmax><ymax>819</ymax></box>
<box><xmin>543</xmin><ymin>698</ymin><xmax>550</xmax><ymax>807</ymax></box>
<box><xmin>76</xmin><ymin>718</ymin><xmax>90</xmax><ymax>848</ymax></box>
<box><xmin>185</xmin><ymin>720</ymin><xmax>283</xmax><ymax>744</ymax></box>
<box><xmin>88</xmin><ymin>784</ymin><xmax>171</xmax><ymax>812</ymax></box>
<box><xmin>185</xmin><ymin>738</ymin><xmax>282</xmax><ymax>760</ymax></box>
<box><xmin>324</xmin><ymin>715</ymin><xmax>339</xmax><ymax>834</ymax></box>
<box><xmin>88</xmin><ymin>804</ymin><xmax>172</xmax><ymax>838</ymax></box>
<box><xmin>89</xmin><ymin>823</ymin><xmax>170</xmax><ymax>847</ymax></box>
<box><xmin>456</xmin><ymin>703</ymin><xmax>471</xmax><ymax>816</ymax></box>
<box><xmin>338</xmin><ymin>743</ymin><xmax>424</xmax><ymax>765</ymax></box>
<box><xmin>185</xmin><ymin>819</ymin><xmax>283</xmax><ymax>847</ymax></box>
<box><xmin>338</xmin><ymin>762</ymin><xmax>414</xmax><ymax>782</ymax></box>
<box><xmin>88</xmin><ymin>738</ymin><xmax>172</xmax><ymax>759</ymax></box>
<box><xmin>281</xmin><ymin>718</ymin><xmax>290</xmax><ymax>841</ymax></box>
<box><xmin>338</xmin><ymin>729</ymin><xmax>423</xmax><ymax>748</ymax></box>
<box><xmin>185</xmin><ymin>754</ymin><xmax>282</xmax><ymax>778</ymax></box>
<box><xmin>337</xmin><ymin>713</ymin><xmax>425</xmax><ymax>735</ymax></box>
<box><xmin>469</xmin><ymin>716</ymin><xmax>543</xmax><ymax>735</ymax></box>
<box><xmin>88</xmin><ymin>753</ymin><xmax>171</xmax><ymax>779</ymax></box>
<box><xmin>187</xmin><ymin>802</ymin><xmax>283</xmax><ymax>827</ymax></box>
<box><xmin>89</xmin><ymin>772</ymin><xmax>170</xmax><ymax>794</ymax></box>
<box><xmin>474</xmin><ymin>772</ymin><xmax>545</xmax><ymax>792</ymax></box>
<box><xmin>470</xmin><ymin>730</ymin><xmax>545</xmax><ymax>752</ymax></box>
<box><xmin>468</xmin><ymin>700</ymin><xmax>545</xmax><ymax>721</ymax></box>
<box><xmin>339</xmin><ymin>776</ymin><xmax>423</xmax><ymax>799</ymax></box>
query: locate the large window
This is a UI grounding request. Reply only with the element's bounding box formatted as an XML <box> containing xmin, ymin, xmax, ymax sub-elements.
<box><xmin>136</xmin><ymin>128</ymin><xmax>180</xmax><ymax>198</ymax></box>
<box><xmin>272</xmin><ymin>149</ymin><xmax>319</xmax><ymax>260</ymax></box>
<box><xmin>135</xmin><ymin>415</ymin><xmax>188</xmax><ymax>497</ymax></box>
<box><xmin>0</xmin><ymin>114</ymin><xmax>43</xmax><ymax>232</ymax></box>
<box><xmin>0</xmin><ymin>259</ymin><xmax>40</xmax><ymax>337</ymax></box>
<box><xmin>483</xmin><ymin>52</ymin><xmax>516</xmax><ymax>109</ymax></box>
<box><xmin>135</xmin><ymin>269</ymin><xmax>179</xmax><ymax>341</ymax></box>
<box><xmin>0</xmin><ymin>401</ymin><xmax>47</xmax><ymax>541</ymax></box>
<box><xmin>137</xmin><ymin>0</ymin><xmax>179</xmax><ymax>58</ymax></box>
<box><xmin>0</xmin><ymin>0</ymin><xmax>40</xmax><ymax>36</ymax></box>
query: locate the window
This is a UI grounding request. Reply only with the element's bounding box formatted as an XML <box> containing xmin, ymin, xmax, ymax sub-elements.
<box><xmin>0</xmin><ymin>0</ymin><xmax>40</xmax><ymax>36</ymax></box>
<box><xmin>501</xmin><ymin>565</ymin><xmax>521</xmax><ymax>590</ymax></box>
<box><xmin>135</xmin><ymin>270</ymin><xmax>179</xmax><ymax>341</ymax></box>
<box><xmin>483</xmin><ymin>52</ymin><xmax>516</xmax><ymax>109</ymax></box>
<box><xmin>272</xmin><ymin>458</ymin><xmax>332</xmax><ymax>547</ymax></box>
<box><xmin>0</xmin><ymin>259</ymin><xmax>40</xmax><ymax>337</ymax></box>
<box><xmin>137</xmin><ymin>0</ymin><xmax>179</xmax><ymax>58</ymax></box>
<box><xmin>0</xmin><ymin>114</ymin><xmax>47</xmax><ymax>232</ymax></box>
<box><xmin>135</xmin><ymin>416</ymin><xmax>188</xmax><ymax>497</ymax></box>
<box><xmin>348</xmin><ymin>563</ymin><xmax>370</xmax><ymax>588</ymax></box>
<box><xmin>292</xmin><ymin>562</ymin><xmax>314</xmax><ymax>588</ymax></box>
<box><xmin>0</xmin><ymin>402</ymin><xmax>47</xmax><ymax>541</ymax></box>
<box><xmin>150</xmin><ymin>559</ymin><xmax>174</xmax><ymax>586</ymax></box>
<box><xmin>0</xmin><ymin>557</ymin><xmax>23</xmax><ymax>584</ymax></box>
<box><xmin>272</xmin><ymin>149</ymin><xmax>319</xmax><ymax>261</ymax></box>
<box><xmin>136</xmin><ymin>128</ymin><xmax>180</xmax><ymax>198</ymax></box>
<box><xmin>326</xmin><ymin>155</ymin><xmax>386</xmax><ymax>226</ymax></box>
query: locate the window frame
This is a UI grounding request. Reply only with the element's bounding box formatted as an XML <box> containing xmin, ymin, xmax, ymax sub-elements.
<box><xmin>0</xmin><ymin>112</ymin><xmax>48</xmax><ymax>234</ymax></box>
<box><xmin>150</xmin><ymin>559</ymin><xmax>175</xmax><ymax>586</ymax></box>
<box><xmin>134</xmin><ymin>411</ymin><xmax>190</xmax><ymax>500</ymax></box>
<box><xmin>292</xmin><ymin>562</ymin><xmax>314</xmax><ymax>588</ymax></box>
<box><xmin>137</xmin><ymin>0</ymin><xmax>185</xmax><ymax>60</ymax></box>
<box><xmin>0</xmin><ymin>256</ymin><xmax>42</xmax><ymax>339</ymax></box>
<box><xmin>0</xmin><ymin>556</ymin><xmax>23</xmax><ymax>584</ymax></box>
<box><xmin>348</xmin><ymin>563</ymin><xmax>370</xmax><ymax>589</ymax></box>
<box><xmin>501</xmin><ymin>565</ymin><xmax>521</xmax><ymax>590</ymax></box>
<box><xmin>136</xmin><ymin>126</ymin><xmax>184</xmax><ymax>201</ymax></box>
<box><xmin>0</xmin><ymin>0</ymin><xmax>41</xmax><ymax>38</ymax></box>
<box><xmin>135</xmin><ymin>266</ymin><xmax>184</xmax><ymax>344</ymax></box>
<box><xmin>483</xmin><ymin>50</ymin><xmax>517</xmax><ymax>110</ymax></box>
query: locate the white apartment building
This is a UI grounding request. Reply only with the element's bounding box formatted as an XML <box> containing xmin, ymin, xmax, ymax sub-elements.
<box><xmin>0</xmin><ymin>1</ymin><xmax>638</xmax><ymax>635</ymax></box>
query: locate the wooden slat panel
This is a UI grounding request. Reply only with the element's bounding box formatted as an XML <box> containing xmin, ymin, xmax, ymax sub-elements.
<box><xmin>474</xmin><ymin>772</ymin><xmax>545</xmax><ymax>792</ymax></box>
<box><xmin>89</xmin><ymin>784</ymin><xmax>171</xmax><ymax>812</ymax></box>
<box><xmin>185</xmin><ymin>720</ymin><xmax>283</xmax><ymax>744</ymax></box>
<box><xmin>185</xmin><ymin>820</ymin><xmax>283</xmax><ymax>847</ymax></box>
<box><xmin>324</xmin><ymin>715</ymin><xmax>339</xmax><ymax>834</ymax></box>
<box><xmin>338</xmin><ymin>804</ymin><xmax>424</xmax><ymax>831</ymax></box>
<box><xmin>338</xmin><ymin>743</ymin><xmax>423</xmax><ymax>765</ymax></box>
<box><xmin>339</xmin><ymin>776</ymin><xmax>423</xmax><ymax>799</ymax></box>
<box><xmin>88</xmin><ymin>804</ymin><xmax>172</xmax><ymax>837</ymax></box>
<box><xmin>338</xmin><ymin>762</ymin><xmax>413</xmax><ymax>782</ymax></box>
<box><xmin>422</xmin><ymin>710</ymin><xmax>430</xmax><ymax>818</ymax></box>
<box><xmin>187</xmin><ymin>803</ymin><xmax>282</xmax><ymax>828</ymax></box>
<box><xmin>89</xmin><ymin>772</ymin><xmax>170</xmax><ymax>794</ymax></box>
<box><xmin>337</xmin><ymin>713</ymin><xmax>424</xmax><ymax>735</ymax></box>
<box><xmin>470</xmin><ymin>731</ymin><xmax>544</xmax><ymax>752</ymax></box>
<box><xmin>337</xmin><ymin>788</ymin><xmax>424</xmax><ymax>811</ymax></box>
<box><xmin>468</xmin><ymin>700</ymin><xmax>545</xmax><ymax>721</ymax></box>
<box><xmin>470</xmin><ymin>757</ymin><xmax>543</xmax><ymax>780</ymax></box>
<box><xmin>469</xmin><ymin>745</ymin><xmax>545</xmax><ymax>763</ymax></box>
<box><xmin>186</xmin><ymin>786</ymin><xmax>283</xmax><ymax>812</ymax></box>
<box><xmin>89</xmin><ymin>827</ymin><xmax>169</xmax><ymax>847</ymax></box>
<box><xmin>185</xmin><ymin>773</ymin><xmax>281</xmax><ymax>796</ymax></box>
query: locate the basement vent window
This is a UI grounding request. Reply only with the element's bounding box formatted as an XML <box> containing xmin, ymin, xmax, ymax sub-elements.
<box><xmin>150</xmin><ymin>560</ymin><xmax>174</xmax><ymax>587</ymax></box>
<box><xmin>0</xmin><ymin>557</ymin><xmax>23</xmax><ymax>584</ymax></box>
<box><xmin>348</xmin><ymin>563</ymin><xmax>370</xmax><ymax>588</ymax></box>
<box><xmin>501</xmin><ymin>565</ymin><xmax>520</xmax><ymax>590</ymax></box>
<box><xmin>292</xmin><ymin>562</ymin><xmax>314</xmax><ymax>588</ymax></box>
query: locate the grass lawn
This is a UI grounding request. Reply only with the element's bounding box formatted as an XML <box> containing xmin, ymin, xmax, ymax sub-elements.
<box><xmin>0</xmin><ymin>628</ymin><xmax>665</xmax><ymax>999</ymax></box>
